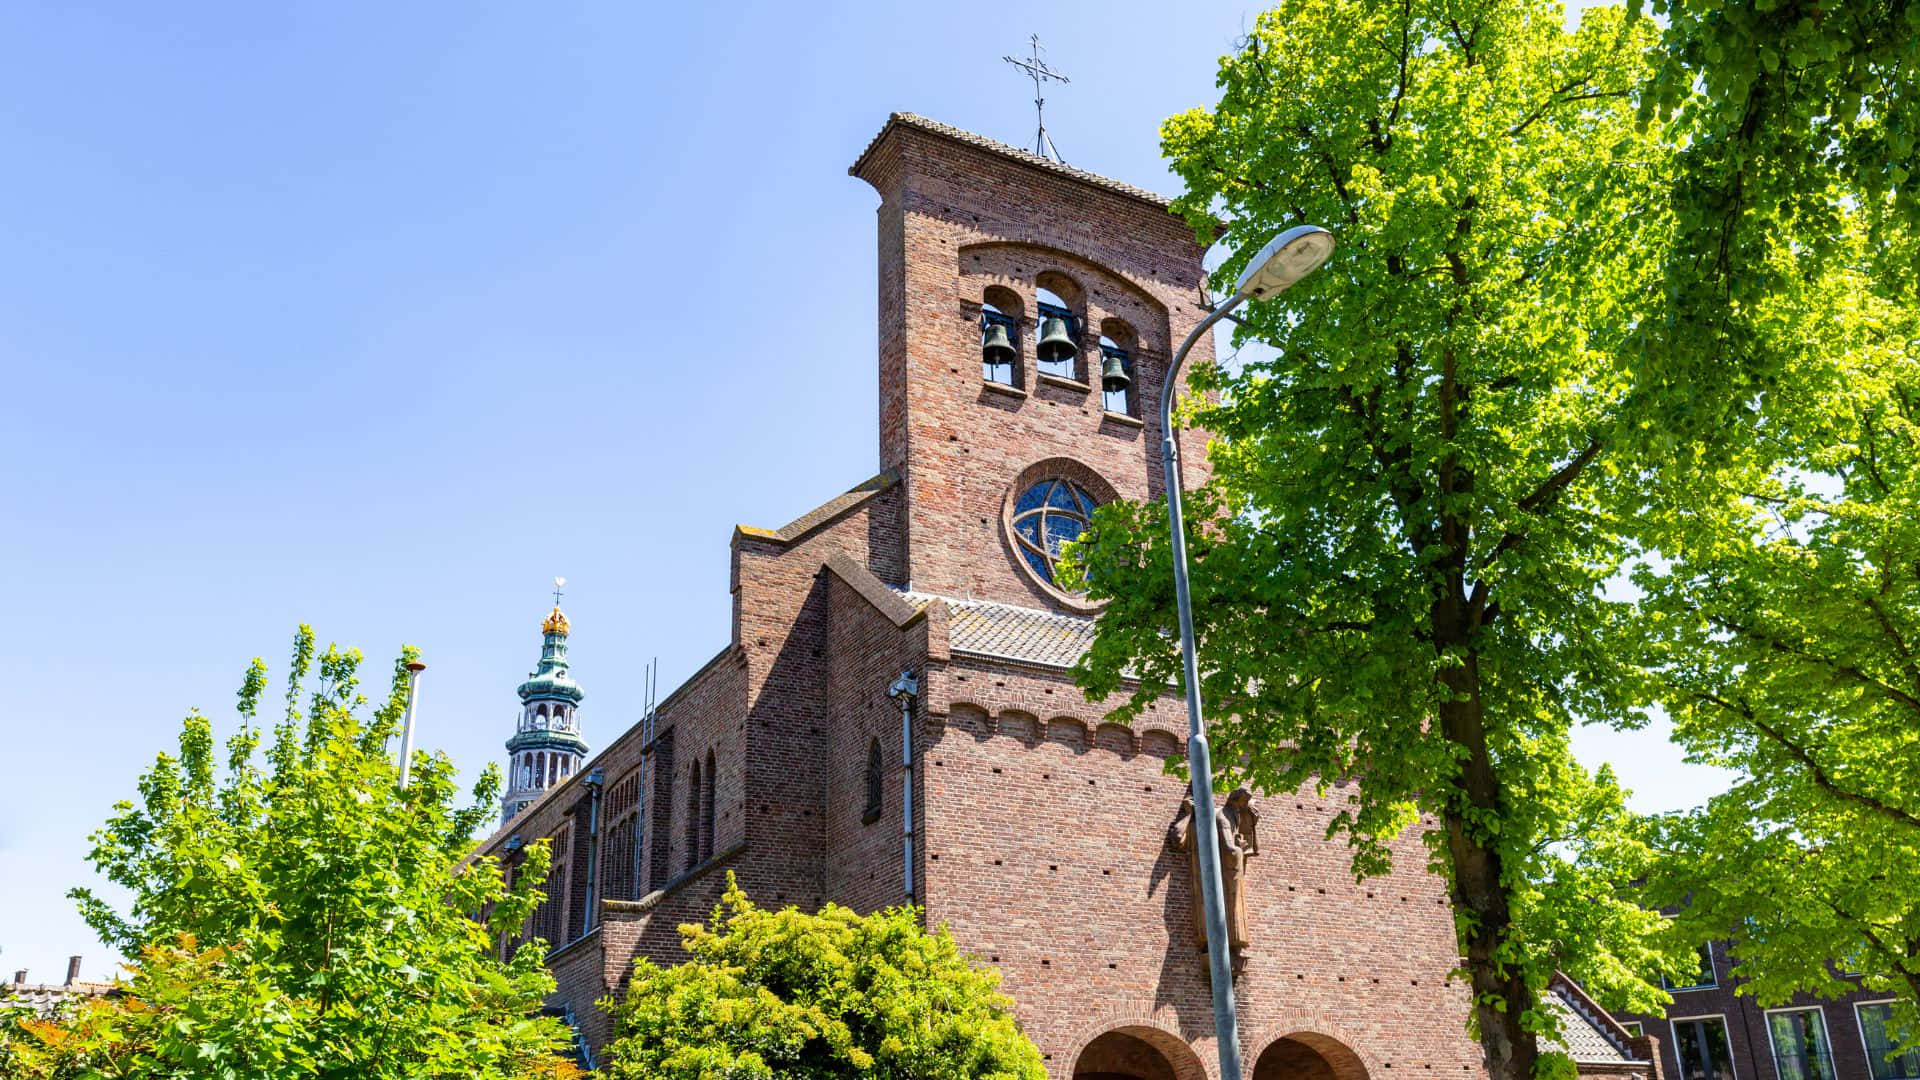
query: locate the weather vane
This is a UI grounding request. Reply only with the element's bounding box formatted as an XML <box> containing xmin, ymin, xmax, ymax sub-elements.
<box><xmin>1004</xmin><ymin>34</ymin><xmax>1069</xmax><ymax>164</ymax></box>
<box><xmin>552</xmin><ymin>575</ymin><xmax>566</xmax><ymax>607</ymax></box>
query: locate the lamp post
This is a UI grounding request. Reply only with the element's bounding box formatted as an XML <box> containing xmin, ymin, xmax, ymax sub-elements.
<box><xmin>398</xmin><ymin>659</ymin><xmax>426</xmax><ymax>790</ymax></box>
<box><xmin>1159</xmin><ymin>224</ymin><xmax>1333</xmax><ymax>1080</ymax></box>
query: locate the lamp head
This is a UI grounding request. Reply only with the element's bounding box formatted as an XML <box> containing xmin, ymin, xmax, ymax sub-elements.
<box><xmin>1234</xmin><ymin>224</ymin><xmax>1334</xmax><ymax>299</ymax></box>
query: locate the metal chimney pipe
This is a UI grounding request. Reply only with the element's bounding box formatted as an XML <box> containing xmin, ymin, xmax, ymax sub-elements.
<box><xmin>12</xmin><ymin>969</ymin><xmax>25</xmax><ymax>986</ymax></box>
<box><xmin>65</xmin><ymin>956</ymin><xmax>81</xmax><ymax>985</ymax></box>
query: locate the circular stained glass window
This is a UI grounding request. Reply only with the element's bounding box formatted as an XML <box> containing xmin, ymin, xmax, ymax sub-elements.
<box><xmin>1011</xmin><ymin>477</ymin><xmax>1100</xmax><ymax>587</ymax></box>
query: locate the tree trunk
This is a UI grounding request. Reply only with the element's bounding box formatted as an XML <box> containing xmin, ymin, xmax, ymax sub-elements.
<box><xmin>1436</xmin><ymin>602</ymin><xmax>1538</xmax><ymax>1080</ymax></box>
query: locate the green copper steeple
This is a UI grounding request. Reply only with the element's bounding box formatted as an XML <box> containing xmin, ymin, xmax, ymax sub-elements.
<box><xmin>501</xmin><ymin>602</ymin><xmax>590</xmax><ymax>825</ymax></box>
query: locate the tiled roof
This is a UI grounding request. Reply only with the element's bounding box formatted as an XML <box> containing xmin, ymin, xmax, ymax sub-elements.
<box><xmin>1543</xmin><ymin>985</ymin><xmax>1633</xmax><ymax>1063</ymax></box>
<box><xmin>851</xmin><ymin>113</ymin><xmax>1179</xmax><ymax>212</ymax></box>
<box><xmin>4</xmin><ymin>981</ymin><xmax>115</xmax><ymax>1018</ymax></box>
<box><xmin>901</xmin><ymin>591</ymin><xmax>1095</xmax><ymax>668</ymax></box>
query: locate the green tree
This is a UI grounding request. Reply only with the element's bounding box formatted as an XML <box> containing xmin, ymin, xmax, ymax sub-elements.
<box><xmin>1632</xmin><ymin>222</ymin><xmax>1920</xmax><ymax>1040</ymax></box>
<box><xmin>7</xmin><ymin>626</ymin><xmax>579</xmax><ymax>1079</ymax></box>
<box><xmin>1068</xmin><ymin>2</ymin><xmax>1715</xmax><ymax>1077</ymax></box>
<box><xmin>599</xmin><ymin>874</ymin><xmax>1045</xmax><ymax>1080</ymax></box>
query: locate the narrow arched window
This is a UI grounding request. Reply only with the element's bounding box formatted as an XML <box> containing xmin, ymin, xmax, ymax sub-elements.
<box><xmin>684</xmin><ymin>757</ymin><xmax>702</xmax><ymax>871</ymax></box>
<box><xmin>863</xmin><ymin>736</ymin><xmax>884</xmax><ymax>824</ymax></box>
<box><xmin>701</xmin><ymin>750</ymin><xmax>716</xmax><ymax>861</ymax></box>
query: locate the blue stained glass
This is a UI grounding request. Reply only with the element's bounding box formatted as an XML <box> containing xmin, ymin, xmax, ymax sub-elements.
<box><xmin>1020</xmin><ymin>547</ymin><xmax>1052</xmax><ymax>578</ymax></box>
<box><xmin>1010</xmin><ymin>476</ymin><xmax>1100</xmax><ymax>589</ymax></box>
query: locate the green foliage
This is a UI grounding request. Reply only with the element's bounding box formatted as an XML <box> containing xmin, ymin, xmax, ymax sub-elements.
<box><xmin>8</xmin><ymin>626</ymin><xmax>579</xmax><ymax>1080</ymax></box>
<box><xmin>1630</xmin><ymin>215</ymin><xmax>1920</xmax><ymax>1037</ymax></box>
<box><xmin>1070</xmin><ymin>0</ymin><xmax>1920</xmax><ymax>1072</ymax></box>
<box><xmin>1071</xmin><ymin>1</ymin><xmax>1711</xmax><ymax>1075</ymax></box>
<box><xmin>599</xmin><ymin>874</ymin><xmax>1045</xmax><ymax>1080</ymax></box>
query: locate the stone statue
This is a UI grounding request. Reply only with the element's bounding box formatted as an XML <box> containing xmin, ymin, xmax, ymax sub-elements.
<box><xmin>1167</xmin><ymin>787</ymin><xmax>1259</xmax><ymax>970</ymax></box>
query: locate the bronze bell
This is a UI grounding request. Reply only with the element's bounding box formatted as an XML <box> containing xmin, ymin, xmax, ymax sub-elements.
<box><xmin>1037</xmin><ymin>316</ymin><xmax>1078</xmax><ymax>364</ymax></box>
<box><xmin>1101</xmin><ymin>351</ymin><xmax>1131</xmax><ymax>393</ymax></box>
<box><xmin>981</xmin><ymin>322</ymin><xmax>1016</xmax><ymax>367</ymax></box>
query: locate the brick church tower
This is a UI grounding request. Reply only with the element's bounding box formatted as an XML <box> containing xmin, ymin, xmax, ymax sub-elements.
<box><xmin>475</xmin><ymin>114</ymin><xmax>1629</xmax><ymax>1080</ymax></box>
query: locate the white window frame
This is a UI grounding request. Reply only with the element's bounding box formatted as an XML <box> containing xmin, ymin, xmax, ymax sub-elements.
<box><xmin>1670</xmin><ymin>1013</ymin><xmax>1740</xmax><ymax>1080</ymax></box>
<box><xmin>1763</xmin><ymin>1005</ymin><xmax>1835</xmax><ymax>1080</ymax></box>
<box><xmin>1664</xmin><ymin>940</ymin><xmax>1719</xmax><ymax>992</ymax></box>
<box><xmin>1855</xmin><ymin>999</ymin><xmax>1920</xmax><ymax>1080</ymax></box>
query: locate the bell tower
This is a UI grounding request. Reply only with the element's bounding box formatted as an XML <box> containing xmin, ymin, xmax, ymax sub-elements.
<box><xmin>849</xmin><ymin>113</ymin><xmax>1217</xmax><ymax>612</ymax></box>
<box><xmin>501</xmin><ymin>600</ymin><xmax>589</xmax><ymax>825</ymax></box>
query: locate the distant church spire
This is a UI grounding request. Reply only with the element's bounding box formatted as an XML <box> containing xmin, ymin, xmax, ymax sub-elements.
<box><xmin>501</xmin><ymin>585</ymin><xmax>589</xmax><ymax>826</ymax></box>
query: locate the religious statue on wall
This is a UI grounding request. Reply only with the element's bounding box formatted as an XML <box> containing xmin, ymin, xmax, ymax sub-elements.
<box><xmin>1166</xmin><ymin>788</ymin><xmax>1259</xmax><ymax>971</ymax></box>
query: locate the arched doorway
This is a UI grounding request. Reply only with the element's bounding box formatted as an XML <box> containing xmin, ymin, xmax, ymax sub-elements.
<box><xmin>1251</xmin><ymin>1032</ymin><xmax>1369</xmax><ymax>1080</ymax></box>
<box><xmin>1073</xmin><ymin>1026</ymin><xmax>1207</xmax><ymax>1080</ymax></box>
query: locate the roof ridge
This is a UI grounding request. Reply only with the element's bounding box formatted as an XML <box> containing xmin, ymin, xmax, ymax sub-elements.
<box><xmin>850</xmin><ymin>112</ymin><xmax>1181</xmax><ymax>213</ymax></box>
<box><xmin>897</xmin><ymin>589</ymin><xmax>1092</xmax><ymax>623</ymax></box>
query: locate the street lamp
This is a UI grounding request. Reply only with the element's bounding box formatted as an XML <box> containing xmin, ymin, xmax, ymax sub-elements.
<box><xmin>1159</xmin><ymin>224</ymin><xmax>1333</xmax><ymax>1080</ymax></box>
<box><xmin>398</xmin><ymin>659</ymin><xmax>426</xmax><ymax>790</ymax></box>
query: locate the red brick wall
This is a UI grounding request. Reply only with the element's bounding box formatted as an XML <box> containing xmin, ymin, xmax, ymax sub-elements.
<box><xmin>821</xmin><ymin>569</ymin><xmax>926</xmax><ymax>912</ymax></box>
<box><xmin>853</xmin><ymin>122</ymin><xmax>1216</xmax><ymax>610</ymax></box>
<box><xmin>920</xmin><ymin>654</ymin><xmax>1486</xmax><ymax>1079</ymax></box>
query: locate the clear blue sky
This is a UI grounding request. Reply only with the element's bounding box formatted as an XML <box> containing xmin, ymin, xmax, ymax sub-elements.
<box><xmin>0</xmin><ymin>0</ymin><xmax>1718</xmax><ymax>984</ymax></box>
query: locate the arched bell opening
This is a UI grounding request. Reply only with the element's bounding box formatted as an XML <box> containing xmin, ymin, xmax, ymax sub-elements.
<box><xmin>1072</xmin><ymin>1026</ymin><xmax>1206</xmax><ymax>1080</ymax></box>
<box><xmin>1250</xmin><ymin>1032</ymin><xmax>1370</xmax><ymax>1080</ymax></box>
<box><xmin>1098</xmin><ymin>317</ymin><xmax>1138</xmax><ymax>415</ymax></box>
<box><xmin>1034</xmin><ymin>271</ymin><xmax>1084</xmax><ymax>381</ymax></box>
<box><xmin>981</xmin><ymin>285</ymin><xmax>1025</xmax><ymax>387</ymax></box>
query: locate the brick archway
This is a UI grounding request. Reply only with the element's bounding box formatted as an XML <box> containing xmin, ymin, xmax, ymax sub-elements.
<box><xmin>1249</xmin><ymin>1031</ymin><xmax>1370</xmax><ymax>1080</ymax></box>
<box><xmin>1071</xmin><ymin>1024</ymin><xmax>1208</xmax><ymax>1080</ymax></box>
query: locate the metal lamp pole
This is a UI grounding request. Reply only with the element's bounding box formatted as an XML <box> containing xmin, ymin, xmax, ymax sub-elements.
<box><xmin>398</xmin><ymin>659</ymin><xmax>426</xmax><ymax>790</ymax></box>
<box><xmin>1159</xmin><ymin>224</ymin><xmax>1334</xmax><ymax>1080</ymax></box>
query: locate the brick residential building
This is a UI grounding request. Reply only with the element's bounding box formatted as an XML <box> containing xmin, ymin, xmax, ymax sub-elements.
<box><xmin>1611</xmin><ymin>943</ymin><xmax>1919</xmax><ymax>1080</ymax></box>
<box><xmin>473</xmin><ymin>112</ymin><xmax>1661</xmax><ymax>1080</ymax></box>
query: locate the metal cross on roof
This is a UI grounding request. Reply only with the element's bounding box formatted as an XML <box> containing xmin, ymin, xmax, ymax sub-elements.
<box><xmin>552</xmin><ymin>575</ymin><xmax>566</xmax><ymax>607</ymax></box>
<box><xmin>1004</xmin><ymin>34</ymin><xmax>1069</xmax><ymax>164</ymax></box>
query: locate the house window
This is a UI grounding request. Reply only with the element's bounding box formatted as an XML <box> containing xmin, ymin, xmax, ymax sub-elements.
<box><xmin>1010</xmin><ymin>477</ymin><xmax>1099</xmax><ymax>587</ymax></box>
<box><xmin>863</xmin><ymin>737</ymin><xmax>884</xmax><ymax>824</ymax></box>
<box><xmin>1858</xmin><ymin>1003</ymin><xmax>1920</xmax><ymax>1080</ymax></box>
<box><xmin>1768</xmin><ymin>1008</ymin><xmax>1836</xmax><ymax>1080</ymax></box>
<box><xmin>1623</xmin><ymin>1022</ymin><xmax>1644</xmax><ymax>1037</ymax></box>
<box><xmin>1663</xmin><ymin>943</ymin><xmax>1717</xmax><ymax>991</ymax></box>
<box><xmin>1672</xmin><ymin>1016</ymin><xmax>1738</xmax><ymax>1080</ymax></box>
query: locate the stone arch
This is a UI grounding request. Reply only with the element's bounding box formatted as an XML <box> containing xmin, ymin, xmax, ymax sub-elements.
<box><xmin>1247</xmin><ymin>1030</ymin><xmax>1370</xmax><ymax>1080</ymax></box>
<box><xmin>1070</xmin><ymin>1021</ymin><xmax>1208</xmax><ymax>1080</ymax></box>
